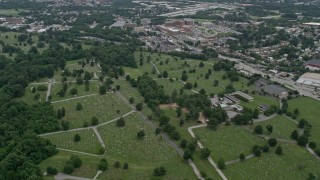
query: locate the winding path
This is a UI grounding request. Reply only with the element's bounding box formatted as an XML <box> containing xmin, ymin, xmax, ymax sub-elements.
<box><xmin>188</xmin><ymin>124</ymin><xmax>228</xmax><ymax>180</ymax></box>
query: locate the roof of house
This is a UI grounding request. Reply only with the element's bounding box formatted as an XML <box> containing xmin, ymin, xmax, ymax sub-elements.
<box><xmin>304</xmin><ymin>59</ymin><xmax>320</xmax><ymax>67</ymax></box>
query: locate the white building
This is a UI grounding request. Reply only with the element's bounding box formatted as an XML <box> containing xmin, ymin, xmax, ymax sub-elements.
<box><xmin>297</xmin><ymin>73</ymin><xmax>320</xmax><ymax>87</ymax></box>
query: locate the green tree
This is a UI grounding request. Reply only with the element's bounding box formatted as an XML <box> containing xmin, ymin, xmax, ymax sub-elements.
<box><xmin>266</xmin><ymin>125</ymin><xmax>273</xmax><ymax>134</ymax></box>
<box><xmin>98</xmin><ymin>159</ymin><xmax>108</xmax><ymax>171</ymax></box>
<box><xmin>200</xmin><ymin>148</ymin><xmax>211</xmax><ymax>159</ymax></box>
<box><xmin>76</xmin><ymin>103</ymin><xmax>83</xmax><ymax>111</ymax></box>
<box><xmin>123</xmin><ymin>162</ymin><xmax>129</xmax><ymax>169</ymax></box>
<box><xmin>275</xmin><ymin>146</ymin><xmax>283</xmax><ymax>155</ymax></box>
<box><xmin>116</xmin><ymin>117</ymin><xmax>125</xmax><ymax>127</ymax></box>
<box><xmin>47</xmin><ymin>166</ymin><xmax>58</xmax><ymax>175</ymax></box>
<box><xmin>254</xmin><ymin>125</ymin><xmax>263</xmax><ymax>134</ymax></box>
<box><xmin>183</xmin><ymin>150</ymin><xmax>192</xmax><ymax>160</ymax></box>
<box><xmin>129</xmin><ymin>97</ymin><xmax>134</xmax><ymax>104</ymax></box>
<box><xmin>99</xmin><ymin>85</ymin><xmax>107</xmax><ymax>95</ymax></box>
<box><xmin>297</xmin><ymin>135</ymin><xmax>309</xmax><ymax>146</ymax></box>
<box><xmin>153</xmin><ymin>166</ymin><xmax>166</xmax><ymax>176</ymax></box>
<box><xmin>137</xmin><ymin>130</ymin><xmax>145</xmax><ymax>139</ymax></box>
<box><xmin>239</xmin><ymin>153</ymin><xmax>246</xmax><ymax>161</ymax></box>
<box><xmin>74</xmin><ymin>134</ymin><xmax>81</xmax><ymax>142</ymax></box>
<box><xmin>180</xmin><ymin>139</ymin><xmax>188</xmax><ymax>148</ymax></box>
<box><xmin>136</xmin><ymin>103</ymin><xmax>143</xmax><ymax>111</ymax></box>
<box><xmin>291</xmin><ymin>130</ymin><xmax>299</xmax><ymax>140</ymax></box>
<box><xmin>268</xmin><ymin>138</ymin><xmax>277</xmax><ymax>147</ymax></box>
<box><xmin>91</xmin><ymin>116</ymin><xmax>99</xmax><ymax>126</ymax></box>
<box><xmin>217</xmin><ymin>158</ymin><xmax>225</xmax><ymax>170</ymax></box>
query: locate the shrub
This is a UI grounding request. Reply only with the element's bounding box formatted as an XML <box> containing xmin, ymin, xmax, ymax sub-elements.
<box><xmin>254</xmin><ymin>149</ymin><xmax>261</xmax><ymax>157</ymax></box>
<box><xmin>154</xmin><ymin>166</ymin><xmax>166</xmax><ymax>176</ymax></box>
<box><xmin>275</xmin><ymin>146</ymin><xmax>283</xmax><ymax>155</ymax></box>
<box><xmin>239</xmin><ymin>153</ymin><xmax>246</xmax><ymax>161</ymax></box>
<box><xmin>113</xmin><ymin>161</ymin><xmax>121</xmax><ymax>168</ymax></box>
<box><xmin>123</xmin><ymin>163</ymin><xmax>129</xmax><ymax>169</ymax></box>
<box><xmin>217</xmin><ymin>158</ymin><xmax>225</xmax><ymax>170</ymax></box>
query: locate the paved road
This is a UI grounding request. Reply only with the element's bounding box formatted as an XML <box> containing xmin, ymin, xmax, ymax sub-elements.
<box><xmin>115</xmin><ymin>91</ymin><xmax>204</xmax><ymax>180</ymax></box>
<box><xmin>46</xmin><ymin>80</ymin><xmax>53</xmax><ymax>102</ymax></box>
<box><xmin>226</xmin><ymin>154</ymin><xmax>254</xmax><ymax>165</ymax></box>
<box><xmin>92</xmin><ymin>127</ymin><xmax>106</xmax><ymax>149</ymax></box>
<box><xmin>253</xmin><ymin>113</ymin><xmax>277</xmax><ymax>123</ymax></box>
<box><xmin>218</xmin><ymin>54</ymin><xmax>319</xmax><ymax>101</ymax></box>
<box><xmin>39</xmin><ymin>110</ymin><xmax>136</xmax><ymax>137</ymax></box>
<box><xmin>56</xmin><ymin>148</ymin><xmax>103</xmax><ymax>157</ymax></box>
<box><xmin>93</xmin><ymin>170</ymin><xmax>102</xmax><ymax>180</ymax></box>
<box><xmin>150</xmin><ymin>62</ymin><xmax>161</xmax><ymax>74</ymax></box>
<box><xmin>188</xmin><ymin>124</ymin><xmax>228</xmax><ymax>180</ymax></box>
<box><xmin>51</xmin><ymin>94</ymin><xmax>99</xmax><ymax>104</ymax></box>
<box><xmin>306</xmin><ymin>146</ymin><xmax>320</xmax><ymax>161</ymax></box>
<box><xmin>55</xmin><ymin>173</ymin><xmax>92</xmax><ymax>180</ymax></box>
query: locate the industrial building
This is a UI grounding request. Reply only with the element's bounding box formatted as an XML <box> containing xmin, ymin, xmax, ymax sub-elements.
<box><xmin>297</xmin><ymin>73</ymin><xmax>320</xmax><ymax>87</ymax></box>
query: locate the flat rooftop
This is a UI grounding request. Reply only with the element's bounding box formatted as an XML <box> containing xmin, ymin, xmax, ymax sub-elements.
<box><xmin>299</xmin><ymin>73</ymin><xmax>320</xmax><ymax>81</ymax></box>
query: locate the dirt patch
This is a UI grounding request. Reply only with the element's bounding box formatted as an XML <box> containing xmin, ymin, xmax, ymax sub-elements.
<box><xmin>159</xmin><ymin>103</ymin><xmax>188</xmax><ymax>113</ymax></box>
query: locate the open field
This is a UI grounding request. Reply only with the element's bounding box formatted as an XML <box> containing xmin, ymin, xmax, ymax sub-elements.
<box><xmin>224</xmin><ymin>143</ymin><xmax>320</xmax><ymax>180</ymax></box>
<box><xmin>42</xmin><ymin>129</ymin><xmax>102</xmax><ymax>154</ymax></box>
<box><xmin>97</xmin><ymin>113</ymin><xmax>197</xmax><ymax>179</ymax></box>
<box><xmin>155</xmin><ymin>78</ymin><xmax>184</xmax><ymax>95</ymax></box>
<box><xmin>50</xmin><ymin>81</ymin><xmax>100</xmax><ymax>101</ymax></box>
<box><xmin>19</xmin><ymin>84</ymin><xmax>48</xmax><ymax>104</ymax></box>
<box><xmin>0</xmin><ymin>9</ymin><xmax>28</xmax><ymax>16</ymax></box>
<box><xmin>254</xmin><ymin>115</ymin><xmax>297</xmax><ymax>140</ymax></box>
<box><xmin>113</xmin><ymin>79</ymin><xmax>145</xmax><ymax>103</ymax></box>
<box><xmin>194</xmin><ymin>125</ymin><xmax>266</xmax><ymax>162</ymax></box>
<box><xmin>53</xmin><ymin>93</ymin><xmax>132</xmax><ymax>129</ymax></box>
<box><xmin>39</xmin><ymin>151</ymin><xmax>101</xmax><ymax>179</ymax></box>
<box><xmin>288</xmin><ymin>97</ymin><xmax>320</xmax><ymax>145</ymax></box>
<box><xmin>98</xmin><ymin>113</ymin><xmax>176</xmax><ymax>163</ymax></box>
<box><xmin>240</xmin><ymin>94</ymin><xmax>279</xmax><ymax>110</ymax></box>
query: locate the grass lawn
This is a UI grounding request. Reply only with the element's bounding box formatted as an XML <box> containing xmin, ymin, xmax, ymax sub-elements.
<box><xmin>240</xmin><ymin>94</ymin><xmax>279</xmax><ymax>110</ymax></box>
<box><xmin>97</xmin><ymin>113</ymin><xmax>197</xmax><ymax>179</ymax></box>
<box><xmin>0</xmin><ymin>9</ymin><xmax>28</xmax><ymax>16</ymax></box>
<box><xmin>123</xmin><ymin>67</ymin><xmax>143</xmax><ymax>79</ymax></box>
<box><xmin>53</xmin><ymin>93</ymin><xmax>132</xmax><ymax>129</ymax></box>
<box><xmin>194</xmin><ymin>125</ymin><xmax>266</xmax><ymax>162</ymax></box>
<box><xmin>50</xmin><ymin>81</ymin><xmax>100</xmax><ymax>101</ymax></box>
<box><xmin>98</xmin><ymin>113</ymin><xmax>177</xmax><ymax>163</ymax></box>
<box><xmin>39</xmin><ymin>151</ymin><xmax>101</xmax><ymax>179</ymax></box>
<box><xmin>42</xmin><ymin>129</ymin><xmax>102</xmax><ymax>154</ymax></box>
<box><xmin>113</xmin><ymin>79</ymin><xmax>145</xmax><ymax>103</ymax></box>
<box><xmin>155</xmin><ymin>78</ymin><xmax>184</xmax><ymax>95</ymax></box>
<box><xmin>0</xmin><ymin>32</ymin><xmax>42</xmax><ymax>53</ymax></box>
<box><xmin>254</xmin><ymin>115</ymin><xmax>297</xmax><ymax>140</ymax></box>
<box><xmin>288</xmin><ymin>97</ymin><xmax>320</xmax><ymax>145</ymax></box>
<box><xmin>224</xmin><ymin>143</ymin><xmax>320</xmax><ymax>180</ymax></box>
<box><xmin>19</xmin><ymin>84</ymin><xmax>48</xmax><ymax>104</ymax></box>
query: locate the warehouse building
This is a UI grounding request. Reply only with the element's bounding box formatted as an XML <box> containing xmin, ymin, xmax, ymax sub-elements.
<box><xmin>297</xmin><ymin>73</ymin><xmax>320</xmax><ymax>87</ymax></box>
